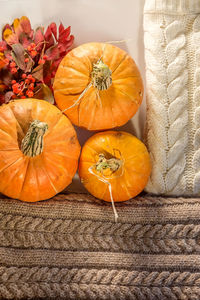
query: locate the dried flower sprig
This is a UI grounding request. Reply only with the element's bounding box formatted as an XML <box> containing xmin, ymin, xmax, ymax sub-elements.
<box><xmin>0</xmin><ymin>16</ymin><xmax>74</xmax><ymax>104</ymax></box>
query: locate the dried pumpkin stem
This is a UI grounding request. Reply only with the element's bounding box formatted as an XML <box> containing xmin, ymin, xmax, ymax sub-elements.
<box><xmin>96</xmin><ymin>153</ymin><xmax>122</xmax><ymax>173</ymax></box>
<box><xmin>88</xmin><ymin>166</ymin><xmax>119</xmax><ymax>223</ymax></box>
<box><xmin>91</xmin><ymin>60</ymin><xmax>112</xmax><ymax>90</ymax></box>
<box><xmin>21</xmin><ymin>120</ymin><xmax>48</xmax><ymax>157</ymax></box>
<box><xmin>88</xmin><ymin>153</ymin><xmax>122</xmax><ymax>222</ymax></box>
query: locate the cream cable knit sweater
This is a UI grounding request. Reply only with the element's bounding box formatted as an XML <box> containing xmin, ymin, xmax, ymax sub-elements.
<box><xmin>144</xmin><ymin>0</ymin><xmax>200</xmax><ymax>196</ymax></box>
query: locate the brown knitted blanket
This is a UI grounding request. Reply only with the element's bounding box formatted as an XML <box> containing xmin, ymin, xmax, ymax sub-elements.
<box><xmin>0</xmin><ymin>193</ymin><xmax>199</xmax><ymax>300</ymax></box>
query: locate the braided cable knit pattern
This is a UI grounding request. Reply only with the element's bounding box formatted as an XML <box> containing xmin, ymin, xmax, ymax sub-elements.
<box><xmin>192</xmin><ymin>16</ymin><xmax>200</xmax><ymax>195</ymax></box>
<box><xmin>0</xmin><ymin>193</ymin><xmax>200</xmax><ymax>299</ymax></box>
<box><xmin>144</xmin><ymin>1</ymin><xmax>200</xmax><ymax>196</ymax></box>
<box><xmin>144</xmin><ymin>15</ymin><xmax>189</xmax><ymax>195</ymax></box>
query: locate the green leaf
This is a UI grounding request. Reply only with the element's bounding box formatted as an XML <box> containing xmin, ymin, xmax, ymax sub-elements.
<box><xmin>34</xmin><ymin>83</ymin><xmax>54</xmax><ymax>104</ymax></box>
<box><xmin>11</xmin><ymin>43</ymin><xmax>26</xmax><ymax>70</ymax></box>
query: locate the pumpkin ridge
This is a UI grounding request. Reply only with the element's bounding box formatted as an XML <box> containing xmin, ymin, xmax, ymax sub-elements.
<box><xmin>85</xmin><ymin>145</ymin><xmax>99</xmax><ymax>155</ymax></box>
<box><xmin>20</xmin><ymin>159</ymin><xmax>39</xmax><ymax>202</ymax></box>
<box><xmin>0</xmin><ymin>127</ymin><xmax>17</xmax><ymax>140</ymax></box>
<box><xmin>45</xmin><ymin>150</ymin><xmax>78</xmax><ymax>160</ymax></box>
<box><xmin>44</xmin><ymin>155</ymin><xmax>73</xmax><ymax>180</ymax></box>
<box><xmin>99</xmin><ymin>183</ymin><xmax>108</xmax><ymax>199</ymax></box>
<box><xmin>66</xmin><ymin>52</ymin><xmax>92</xmax><ymax>75</ymax></box>
<box><xmin>121</xmin><ymin>175</ymin><xmax>133</xmax><ymax>199</ymax></box>
<box><xmin>54</xmin><ymin>86</ymin><xmax>87</xmax><ymax>96</ymax></box>
<box><xmin>36</xmin><ymin>104</ymin><xmax>61</xmax><ymax>130</ymax></box>
<box><xmin>0</xmin><ymin>156</ymin><xmax>23</xmax><ymax>175</ymax></box>
<box><xmin>32</xmin><ymin>157</ymin><xmax>57</xmax><ymax>200</ymax></box>
<box><xmin>44</xmin><ymin>118</ymin><xmax>74</xmax><ymax>143</ymax></box>
<box><xmin>109</xmin><ymin>93</ymin><xmax>116</xmax><ymax>129</ymax></box>
<box><xmin>0</xmin><ymin>112</ymin><xmax>18</xmax><ymax>140</ymax></box>
<box><xmin>43</xmin><ymin>153</ymin><xmax>73</xmax><ymax>191</ymax></box>
<box><xmin>77</xmin><ymin>87</ymin><xmax>96</xmax><ymax>127</ymax></box>
<box><xmin>0</xmin><ymin>148</ymin><xmax>18</xmax><ymax>152</ymax></box>
<box><xmin>115</xmin><ymin>87</ymin><xmax>139</xmax><ymax>105</ymax></box>
<box><xmin>19</xmin><ymin>158</ymin><xmax>30</xmax><ymax>199</ymax></box>
<box><xmin>1</xmin><ymin>157</ymin><xmax>28</xmax><ymax>199</ymax></box>
<box><xmin>112</xmin><ymin>75</ymin><xmax>139</xmax><ymax>82</ymax></box>
<box><xmin>85</xmin><ymin>98</ymin><xmax>97</xmax><ymax>130</ymax></box>
<box><xmin>42</xmin><ymin>112</ymin><xmax>62</xmax><ymax>138</ymax></box>
<box><xmin>9</xmin><ymin>105</ymin><xmax>26</xmax><ymax>137</ymax></box>
<box><xmin>59</xmin><ymin>65</ymin><xmax>89</xmax><ymax>78</ymax></box>
<box><xmin>40</xmin><ymin>156</ymin><xmax>58</xmax><ymax>194</ymax></box>
<box><xmin>112</xmin><ymin>94</ymin><xmax>130</xmax><ymax>120</ymax></box>
<box><xmin>110</xmin><ymin>53</ymin><xmax>128</xmax><ymax>75</ymax></box>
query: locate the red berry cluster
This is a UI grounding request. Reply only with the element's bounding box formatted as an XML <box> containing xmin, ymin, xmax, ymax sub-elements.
<box><xmin>3</xmin><ymin>57</ymin><xmax>18</xmax><ymax>74</ymax></box>
<box><xmin>11</xmin><ymin>73</ymin><xmax>35</xmax><ymax>99</ymax></box>
<box><xmin>39</xmin><ymin>55</ymin><xmax>47</xmax><ymax>65</ymax></box>
<box><xmin>27</xmin><ymin>43</ymin><xmax>37</xmax><ymax>58</ymax></box>
<box><xmin>27</xmin><ymin>42</ymin><xmax>47</xmax><ymax>64</ymax></box>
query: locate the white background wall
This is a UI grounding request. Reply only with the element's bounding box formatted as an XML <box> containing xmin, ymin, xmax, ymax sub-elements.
<box><xmin>0</xmin><ymin>0</ymin><xmax>146</xmax><ymax>192</ymax></box>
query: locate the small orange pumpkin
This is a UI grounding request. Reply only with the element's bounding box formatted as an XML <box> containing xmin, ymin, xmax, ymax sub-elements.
<box><xmin>0</xmin><ymin>98</ymin><xmax>80</xmax><ymax>202</ymax></box>
<box><xmin>79</xmin><ymin>131</ymin><xmax>151</xmax><ymax>202</ymax></box>
<box><xmin>53</xmin><ymin>42</ymin><xmax>143</xmax><ymax>130</ymax></box>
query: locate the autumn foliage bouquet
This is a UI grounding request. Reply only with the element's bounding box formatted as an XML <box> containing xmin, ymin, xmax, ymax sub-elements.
<box><xmin>0</xmin><ymin>16</ymin><xmax>74</xmax><ymax>104</ymax></box>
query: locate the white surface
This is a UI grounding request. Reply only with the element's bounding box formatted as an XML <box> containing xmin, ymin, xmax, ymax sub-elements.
<box><xmin>0</xmin><ymin>0</ymin><xmax>146</xmax><ymax>192</ymax></box>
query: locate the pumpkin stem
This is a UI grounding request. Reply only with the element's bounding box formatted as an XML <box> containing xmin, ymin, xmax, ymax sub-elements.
<box><xmin>96</xmin><ymin>153</ymin><xmax>122</xmax><ymax>173</ymax></box>
<box><xmin>21</xmin><ymin>120</ymin><xmax>48</xmax><ymax>157</ymax></box>
<box><xmin>88</xmin><ymin>166</ymin><xmax>119</xmax><ymax>223</ymax></box>
<box><xmin>91</xmin><ymin>60</ymin><xmax>112</xmax><ymax>90</ymax></box>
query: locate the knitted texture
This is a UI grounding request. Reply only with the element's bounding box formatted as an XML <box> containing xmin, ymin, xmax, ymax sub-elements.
<box><xmin>0</xmin><ymin>193</ymin><xmax>200</xmax><ymax>299</ymax></box>
<box><xmin>144</xmin><ymin>0</ymin><xmax>200</xmax><ymax>195</ymax></box>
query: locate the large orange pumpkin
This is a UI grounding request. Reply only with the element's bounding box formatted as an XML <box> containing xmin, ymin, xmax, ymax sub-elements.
<box><xmin>53</xmin><ymin>42</ymin><xmax>143</xmax><ymax>130</ymax></box>
<box><xmin>0</xmin><ymin>98</ymin><xmax>80</xmax><ymax>202</ymax></box>
<box><xmin>79</xmin><ymin>131</ymin><xmax>151</xmax><ymax>202</ymax></box>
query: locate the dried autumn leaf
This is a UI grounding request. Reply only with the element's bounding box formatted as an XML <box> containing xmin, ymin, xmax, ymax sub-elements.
<box><xmin>49</xmin><ymin>23</ymin><xmax>57</xmax><ymax>40</ymax></box>
<box><xmin>12</xmin><ymin>18</ymin><xmax>21</xmax><ymax>36</ymax></box>
<box><xmin>45</xmin><ymin>45</ymin><xmax>59</xmax><ymax>60</ymax></box>
<box><xmin>19</xmin><ymin>33</ymin><xmax>32</xmax><ymax>48</ymax></box>
<box><xmin>44</xmin><ymin>25</ymin><xmax>54</xmax><ymax>49</ymax></box>
<box><xmin>34</xmin><ymin>27</ymin><xmax>44</xmax><ymax>50</ymax></box>
<box><xmin>34</xmin><ymin>83</ymin><xmax>54</xmax><ymax>104</ymax></box>
<box><xmin>58</xmin><ymin>35</ymin><xmax>74</xmax><ymax>54</ymax></box>
<box><xmin>3</xmin><ymin>28</ymin><xmax>18</xmax><ymax>45</ymax></box>
<box><xmin>24</xmin><ymin>52</ymin><xmax>35</xmax><ymax>72</ymax></box>
<box><xmin>32</xmin><ymin>64</ymin><xmax>43</xmax><ymax>81</ymax></box>
<box><xmin>59</xmin><ymin>23</ymin><xmax>65</xmax><ymax>35</ymax></box>
<box><xmin>4</xmin><ymin>91</ymin><xmax>14</xmax><ymax>103</ymax></box>
<box><xmin>13</xmin><ymin>17</ymin><xmax>32</xmax><ymax>39</ymax></box>
<box><xmin>58</xmin><ymin>26</ymin><xmax>71</xmax><ymax>43</ymax></box>
<box><xmin>11</xmin><ymin>43</ymin><xmax>26</xmax><ymax>70</ymax></box>
<box><xmin>18</xmin><ymin>16</ymin><xmax>32</xmax><ymax>34</ymax></box>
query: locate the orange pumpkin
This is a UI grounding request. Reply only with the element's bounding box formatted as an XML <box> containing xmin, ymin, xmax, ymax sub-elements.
<box><xmin>79</xmin><ymin>131</ymin><xmax>151</xmax><ymax>202</ymax></box>
<box><xmin>0</xmin><ymin>98</ymin><xmax>80</xmax><ymax>202</ymax></box>
<box><xmin>53</xmin><ymin>42</ymin><xmax>143</xmax><ymax>130</ymax></box>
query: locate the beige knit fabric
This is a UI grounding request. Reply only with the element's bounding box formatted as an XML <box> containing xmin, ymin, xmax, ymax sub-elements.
<box><xmin>144</xmin><ymin>0</ymin><xmax>200</xmax><ymax>196</ymax></box>
<box><xmin>0</xmin><ymin>192</ymin><xmax>200</xmax><ymax>299</ymax></box>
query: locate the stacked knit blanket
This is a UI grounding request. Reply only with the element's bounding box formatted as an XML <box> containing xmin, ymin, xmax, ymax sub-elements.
<box><xmin>0</xmin><ymin>193</ymin><xmax>200</xmax><ymax>299</ymax></box>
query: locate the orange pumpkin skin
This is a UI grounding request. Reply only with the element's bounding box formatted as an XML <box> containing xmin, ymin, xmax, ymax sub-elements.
<box><xmin>0</xmin><ymin>99</ymin><xmax>80</xmax><ymax>202</ymax></box>
<box><xmin>78</xmin><ymin>131</ymin><xmax>151</xmax><ymax>202</ymax></box>
<box><xmin>53</xmin><ymin>42</ymin><xmax>143</xmax><ymax>131</ymax></box>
